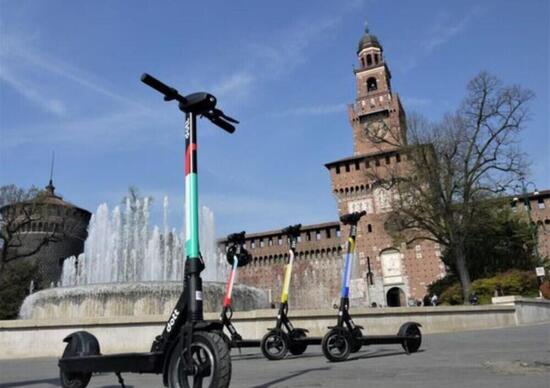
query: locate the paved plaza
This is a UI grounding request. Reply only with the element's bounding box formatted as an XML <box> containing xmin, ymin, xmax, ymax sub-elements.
<box><xmin>1</xmin><ymin>323</ymin><xmax>549</xmax><ymax>388</ymax></box>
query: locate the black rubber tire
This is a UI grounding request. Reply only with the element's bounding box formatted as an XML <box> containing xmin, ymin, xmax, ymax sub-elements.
<box><xmin>288</xmin><ymin>330</ymin><xmax>308</xmax><ymax>356</ymax></box>
<box><xmin>215</xmin><ymin>330</ymin><xmax>232</xmax><ymax>351</ymax></box>
<box><xmin>350</xmin><ymin>328</ymin><xmax>363</xmax><ymax>353</ymax></box>
<box><xmin>260</xmin><ymin>330</ymin><xmax>288</xmax><ymax>360</ymax></box>
<box><xmin>59</xmin><ymin>370</ymin><xmax>91</xmax><ymax>388</ymax></box>
<box><xmin>167</xmin><ymin>331</ymin><xmax>231</xmax><ymax>388</ymax></box>
<box><xmin>59</xmin><ymin>339</ymin><xmax>92</xmax><ymax>388</ymax></box>
<box><xmin>322</xmin><ymin>328</ymin><xmax>351</xmax><ymax>362</ymax></box>
<box><xmin>401</xmin><ymin>324</ymin><xmax>422</xmax><ymax>354</ymax></box>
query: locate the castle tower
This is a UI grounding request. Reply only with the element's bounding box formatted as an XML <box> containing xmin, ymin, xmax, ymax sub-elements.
<box><xmin>0</xmin><ymin>181</ymin><xmax>91</xmax><ymax>286</ymax></box>
<box><xmin>350</xmin><ymin>23</ymin><xmax>407</xmax><ymax>155</ymax></box>
<box><xmin>325</xmin><ymin>23</ymin><xmax>445</xmax><ymax>307</ymax></box>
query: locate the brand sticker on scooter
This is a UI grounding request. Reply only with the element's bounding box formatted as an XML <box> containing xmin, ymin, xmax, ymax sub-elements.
<box><xmin>196</xmin><ymin>291</ymin><xmax>203</xmax><ymax>301</ymax></box>
<box><xmin>166</xmin><ymin>309</ymin><xmax>180</xmax><ymax>333</ymax></box>
<box><xmin>185</xmin><ymin>118</ymin><xmax>190</xmax><ymax>139</ymax></box>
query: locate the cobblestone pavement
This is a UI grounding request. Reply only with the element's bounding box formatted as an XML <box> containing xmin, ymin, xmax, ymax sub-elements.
<box><xmin>1</xmin><ymin>323</ymin><xmax>549</xmax><ymax>388</ymax></box>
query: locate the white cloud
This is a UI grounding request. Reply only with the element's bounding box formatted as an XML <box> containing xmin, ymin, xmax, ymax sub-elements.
<box><xmin>0</xmin><ymin>34</ymin><xmax>144</xmax><ymax>110</ymax></box>
<box><xmin>0</xmin><ymin>65</ymin><xmax>67</xmax><ymax>116</ymax></box>
<box><xmin>269</xmin><ymin>103</ymin><xmax>347</xmax><ymax>118</ymax></box>
<box><xmin>399</xmin><ymin>6</ymin><xmax>487</xmax><ymax>73</ymax></box>
<box><xmin>401</xmin><ymin>97</ymin><xmax>431</xmax><ymax>108</ymax></box>
<box><xmin>212</xmin><ymin>71</ymin><xmax>256</xmax><ymax>100</ymax></box>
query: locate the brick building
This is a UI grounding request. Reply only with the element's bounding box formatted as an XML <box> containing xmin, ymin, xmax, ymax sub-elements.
<box><xmin>218</xmin><ymin>25</ymin><xmax>550</xmax><ymax>309</ymax></box>
<box><xmin>511</xmin><ymin>190</ymin><xmax>550</xmax><ymax>262</ymax></box>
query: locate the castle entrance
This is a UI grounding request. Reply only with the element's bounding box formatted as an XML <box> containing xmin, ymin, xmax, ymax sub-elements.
<box><xmin>386</xmin><ymin>287</ymin><xmax>406</xmax><ymax>307</ymax></box>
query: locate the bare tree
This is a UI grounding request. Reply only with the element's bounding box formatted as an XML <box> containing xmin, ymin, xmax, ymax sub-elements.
<box><xmin>369</xmin><ymin>72</ymin><xmax>534</xmax><ymax>301</ymax></box>
<box><xmin>0</xmin><ymin>185</ymin><xmax>64</xmax><ymax>276</ymax></box>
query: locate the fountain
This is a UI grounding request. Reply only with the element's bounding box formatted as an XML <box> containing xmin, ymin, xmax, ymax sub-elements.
<box><xmin>20</xmin><ymin>195</ymin><xmax>268</xmax><ymax>320</ymax></box>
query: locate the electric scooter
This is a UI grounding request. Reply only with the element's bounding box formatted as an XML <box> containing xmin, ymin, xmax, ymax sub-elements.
<box><xmin>321</xmin><ymin>211</ymin><xmax>422</xmax><ymax>362</ymax></box>
<box><xmin>218</xmin><ymin>231</ymin><xmax>261</xmax><ymax>348</ymax></box>
<box><xmin>58</xmin><ymin>73</ymin><xmax>239</xmax><ymax>388</ymax></box>
<box><xmin>260</xmin><ymin>224</ymin><xmax>322</xmax><ymax>360</ymax></box>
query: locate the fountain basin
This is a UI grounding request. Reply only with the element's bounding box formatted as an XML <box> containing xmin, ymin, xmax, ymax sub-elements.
<box><xmin>19</xmin><ymin>282</ymin><xmax>268</xmax><ymax>320</ymax></box>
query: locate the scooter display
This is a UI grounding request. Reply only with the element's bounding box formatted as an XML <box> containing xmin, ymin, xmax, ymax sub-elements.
<box><xmin>321</xmin><ymin>211</ymin><xmax>422</xmax><ymax>362</ymax></box>
<box><xmin>58</xmin><ymin>73</ymin><xmax>239</xmax><ymax>388</ymax></box>
<box><xmin>260</xmin><ymin>225</ymin><xmax>322</xmax><ymax>360</ymax></box>
<box><xmin>219</xmin><ymin>231</ymin><xmax>261</xmax><ymax>349</ymax></box>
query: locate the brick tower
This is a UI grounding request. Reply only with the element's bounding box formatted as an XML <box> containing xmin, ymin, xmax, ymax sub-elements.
<box><xmin>325</xmin><ymin>24</ymin><xmax>445</xmax><ymax>307</ymax></box>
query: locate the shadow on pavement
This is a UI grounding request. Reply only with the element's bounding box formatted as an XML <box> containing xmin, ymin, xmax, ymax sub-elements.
<box><xmin>349</xmin><ymin>348</ymin><xmax>425</xmax><ymax>361</ymax></box>
<box><xmin>0</xmin><ymin>378</ymin><xmax>60</xmax><ymax>388</ymax></box>
<box><xmin>250</xmin><ymin>367</ymin><xmax>331</xmax><ymax>388</ymax></box>
<box><xmin>232</xmin><ymin>351</ymin><xmax>326</xmax><ymax>361</ymax></box>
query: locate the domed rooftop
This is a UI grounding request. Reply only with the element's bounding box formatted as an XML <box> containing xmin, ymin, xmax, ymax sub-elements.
<box><xmin>0</xmin><ymin>180</ymin><xmax>90</xmax><ymax>215</ymax></box>
<box><xmin>357</xmin><ymin>22</ymin><xmax>381</xmax><ymax>53</ymax></box>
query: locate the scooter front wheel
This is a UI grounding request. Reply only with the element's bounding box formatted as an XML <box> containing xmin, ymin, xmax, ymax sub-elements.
<box><xmin>322</xmin><ymin>328</ymin><xmax>351</xmax><ymax>362</ymax></box>
<box><xmin>167</xmin><ymin>331</ymin><xmax>231</xmax><ymax>388</ymax></box>
<box><xmin>350</xmin><ymin>328</ymin><xmax>363</xmax><ymax>353</ymax></box>
<box><xmin>260</xmin><ymin>330</ymin><xmax>288</xmax><ymax>360</ymax></box>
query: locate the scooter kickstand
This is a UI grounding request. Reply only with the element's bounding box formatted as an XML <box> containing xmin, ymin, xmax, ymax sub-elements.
<box><xmin>115</xmin><ymin>372</ymin><xmax>126</xmax><ymax>388</ymax></box>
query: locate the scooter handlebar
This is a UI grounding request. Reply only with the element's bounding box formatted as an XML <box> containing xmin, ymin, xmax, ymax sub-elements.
<box><xmin>282</xmin><ymin>224</ymin><xmax>301</xmax><ymax>238</ymax></box>
<box><xmin>340</xmin><ymin>211</ymin><xmax>367</xmax><ymax>225</ymax></box>
<box><xmin>227</xmin><ymin>231</ymin><xmax>246</xmax><ymax>244</ymax></box>
<box><xmin>141</xmin><ymin>73</ymin><xmax>183</xmax><ymax>102</ymax></box>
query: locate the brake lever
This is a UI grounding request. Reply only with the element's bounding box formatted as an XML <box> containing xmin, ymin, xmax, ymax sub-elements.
<box><xmin>213</xmin><ymin>108</ymin><xmax>239</xmax><ymax>124</ymax></box>
<box><xmin>206</xmin><ymin>114</ymin><xmax>236</xmax><ymax>133</ymax></box>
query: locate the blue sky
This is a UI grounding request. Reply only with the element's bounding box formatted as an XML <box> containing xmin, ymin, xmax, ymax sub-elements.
<box><xmin>1</xmin><ymin>0</ymin><xmax>548</xmax><ymax>236</ymax></box>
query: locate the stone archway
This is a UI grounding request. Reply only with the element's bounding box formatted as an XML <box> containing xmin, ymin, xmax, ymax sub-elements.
<box><xmin>386</xmin><ymin>287</ymin><xmax>406</xmax><ymax>307</ymax></box>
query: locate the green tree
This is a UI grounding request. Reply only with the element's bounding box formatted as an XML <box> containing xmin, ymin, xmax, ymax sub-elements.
<box><xmin>0</xmin><ymin>260</ymin><xmax>42</xmax><ymax>319</ymax></box>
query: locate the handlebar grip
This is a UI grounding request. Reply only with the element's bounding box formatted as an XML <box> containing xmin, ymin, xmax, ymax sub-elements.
<box><xmin>340</xmin><ymin>211</ymin><xmax>367</xmax><ymax>225</ymax></box>
<box><xmin>282</xmin><ymin>224</ymin><xmax>302</xmax><ymax>237</ymax></box>
<box><xmin>210</xmin><ymin>115</ymin><xmax>236</xmax><ymax>134</ymax></box>
<box><xmin>141</xmin><ymin>73</ymin><xmax>178</xmax><ymax>98</ymax></box>
<box><xmin>227</xmin><ymin>231</ymin><xmax>246</xmax><ymax>244</ymax></box>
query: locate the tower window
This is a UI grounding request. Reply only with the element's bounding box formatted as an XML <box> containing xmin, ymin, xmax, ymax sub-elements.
<box><xmin>345</xmin><ymin>164</ymin><xmax>350</xmax><ymax>172</ymax></box>
<box><xmin>335</xmin><ymin>166</ymin><xmax>340</xmax><ymax>174</ymax></box>
<box><xmin>396</xmin><ymin>153</ymin><xmax>401</xmax><ymax>163</ymax></box>
<box><xmin>374</xmin><ymin>54</ymin><xmax>379</xmax><ymax>63</ymax></box>
<box><xmin>366</xmin><ymin>54</ymin><xmax>372</xmax><ymax>66</ymax></box>
<box><xmin>361</xmin><ymin>57</ymin><xmax>365</xmax><ymax>67</ymax></box>
<box><xmin>385</xmin><ymin>156</ymin><xmax>391</xmax><ymax>165</ymax></box>
<box><xmin>355</xmin><ymin>161</ymin><xmax>360</xmax><ymax>170</ymax></box>
<box><xmin>367</xmin><ymin>224</ymin><xmax>372</xmax><ymax>233</ymax></box>
<box><xmin>367</xmin><ymin>77</ymin><xmax>378</xmax><ymax>92</ymax></box>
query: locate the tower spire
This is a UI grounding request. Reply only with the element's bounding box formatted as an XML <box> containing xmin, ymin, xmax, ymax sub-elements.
<box><xmin>46</xmin><ymin>151</ymin><xmax>56</xmax><ymax>195</ymax></box>
<box><xmin>364</xmin><ymin>20</ymin><xmax>369</xmax><ymax>34</ymax></box>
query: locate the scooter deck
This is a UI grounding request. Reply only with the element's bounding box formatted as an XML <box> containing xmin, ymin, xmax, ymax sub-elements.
<box><xmin>360</xmin><ymin>335</ymin><xmax>413</xmax><ymax>346</ymax></box>
<box><xmin>232</xmin><ymin>339</ymin><xmax>261</xmax><ymax>348</ymax></box>
<box><xmin>293</xmin><ymin>336</ymin><xmax>322</xmax><ymax>345</ymax></box>
<box><xmin>59</xmin><ymin>352</ymin><xmax>164</xmax><ymax>374</ymax></box>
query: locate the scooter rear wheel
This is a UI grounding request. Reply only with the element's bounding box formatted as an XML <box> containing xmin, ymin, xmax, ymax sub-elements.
<box><xmin>59</xmin><ymin>334</ymin><xmax>94</xmax><ymax>388</ymax></box>
<box><xmin>260</xmin><ymin>330</ymin><xmax>288</xmax><ymax>360</ymax></box>
<box><xmin>322</xmin><ymin>328</ymin><xmax>351</xmax><ymax>362</ymax></box>
<box><xmin>288</xmin><ymin>330</ymin><xmax>308</xmax><ymax>356</ymax></box>
<box><xmin>59</xmin><ymin>371</ymin><xmax>91</xmax><ymax>388</ymax></box>
<box><xmin>167</xmin><ymin>331</ymin><xmax>231</xmax><ymax>388</ymax></box>
<box><xmin>400</xmin><ymin>324</ymin><xmax>422</xmax><ymax>354</ymax></box>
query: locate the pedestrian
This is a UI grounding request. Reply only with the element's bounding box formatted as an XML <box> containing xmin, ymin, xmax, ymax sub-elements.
<box><xmin>469</xmin><ymin>292</ymin><xmax>479</xmax><ymax>305</ymax></box>
<box><xmin>430</xmin><ymin>294</ymin><xmax>438</xmax><ymax>306</ymax></box>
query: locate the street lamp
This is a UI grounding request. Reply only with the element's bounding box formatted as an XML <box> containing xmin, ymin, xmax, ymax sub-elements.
<box><xmin>513</xmin><ymin>177</ymin><xmax>540</xmax><ymax>263</ymax></box>
<box><xmin>513</xmin><ymin>177</ymin><xmax>544</xmax><ymax>297</ymax></box>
